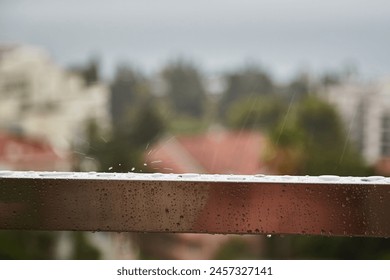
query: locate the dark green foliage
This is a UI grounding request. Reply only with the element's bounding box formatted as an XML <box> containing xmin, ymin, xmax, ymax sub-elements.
<box><xmin>162</xmin><ymin>59</ymin><xmax>206</xmax><ymax>118</ymax></box>
<box><xmin>219</xmin><ymin>65</ymin><xmax>274</xmax><ymax>120</ymax></box>
<box><xmin>84</xmin><ymin>64</ymin><xmax>165</xmax><ymax>172</ymax></box>
<box><xmin>281</xmin><ymin>73</ymin><xmax>311</xmax><ymax>101</ymax></box>
<box><xmin>0</xmin><ymin>231</ymin><xmax>101</xmax><ymax>260</ymax></box>
<box><xmin>296</xmin><ymin>97</ymin><xmax>344</xmax><ymax>145</ymax></box>
<box><xmin>85</xmin><ymin>100</ymin><xmax>164</xmax><ymax>172</ymax></box>
<box><xmin>0</xmin><ymin>231</ymin><xmax>56</xmax><ymax>259</ymax></box>
<box><xmin>257</xmin><ymin>95</ymin><xmax>371</xmax><ymax>176</ymax></box>
<box><xmin>110</xmin><ymin>65</ymin><xmax>150</xmax><ymax>128</ymax></box>
<box><xmin>69</xmin><ymin>57</ymin><xmax>100</xmax><ymax>86</ymax></box>
<box><xmin>227</xmin><ymin>96</ymin><xmax>286</xmax><ymax>130</ymax></box>
<box><xmin>264</xmin><ymin>235</ymin><xmax>390</xmax><ymax>260</ymax></box>
<box><xmin>214</xmin><ymin>237</ymin><xmax>261</xmax><ymax>260</ymax></box>
<box><xmin>294</xmin><ymin>97</ymin><xmax>370</xmax><ymax>176</ymax></box>
<box><xmin>71</xmin><ymin>232</ymin><xmax>101</xmax><ymax>260</ymax></box>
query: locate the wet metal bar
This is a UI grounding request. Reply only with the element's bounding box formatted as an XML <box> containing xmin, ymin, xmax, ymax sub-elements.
<box><xmin>0</xmin><ymin>171</ymin><xmax>389</xmax><ymax>237</ymax></box>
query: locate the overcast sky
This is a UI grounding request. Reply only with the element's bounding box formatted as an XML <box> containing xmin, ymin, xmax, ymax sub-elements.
<box><xmin>1</xmin><ymin>0</ymin><xmax>389</xmax><ymax>80</ymax></box>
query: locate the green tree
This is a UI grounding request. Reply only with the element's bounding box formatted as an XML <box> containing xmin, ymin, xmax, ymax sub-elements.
<box><xmin>265</xmin><ymin>121</ymin><xmax>306</xmax><ymax>175</ymax></box>
<box><xmin>227</xmin><ymin>96</ymin><xmax>286</xmax><ymax>131</ymax></box>
<box><xmin>85</xmin><ymin>99</ymin><xmax>164</xmax><ymax>173</ymax></box>
<box><xmin>219</xmin><ymin>65</ymin><xmax>274</xmax><ymax>120</ymax></box>
<box><xmin>0</xmin><ymin>231</ymin><xmax>101</xmax><ymax>259</ymax></box>
<box><xmin>0</xmin><ymin>231</ymin><xmax>57</xmax><ymax>259</ymax></box>
<box><xmin>262</xmin><ymin>96</ymin><xmax>370</xmax><ymax>176</ymax></box>
<box><xmin>264</xmin><ymin>236</ymin><xmax>390</xmax><ymax>259</ymax></box>
<box><xmin>214</xmin><ymin>237</ymin><xmax>262</xmax><ymax>260</ymax></box>
<box><xmin>295</xmin><ymin>97</ymin><xmax>369</xmax><ymax>176</ymax></box>
<box><xmin>281</xmin><ymin>73</ymin><xmax>311</xmax><ymax>101</ymax></box>
<box><xmin>110</xmin><ymin>65</ymin><xmax>151</xmax><ymax>128</ymax></box>
<box><xmin>162</xmin><ymin>59</ymin><xmax>207</xmax><ymax>118</ymax></box>
<box><xmin>69</xmin><ymin>56</ymin><xmax>100</xmax><ymax>86</ymax></box>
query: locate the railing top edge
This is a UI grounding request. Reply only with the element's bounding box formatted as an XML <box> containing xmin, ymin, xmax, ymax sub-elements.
<box><xmin>1</xmin><ymin>171</ymin><xmax>389</xmax><ymax>185</ymax></box>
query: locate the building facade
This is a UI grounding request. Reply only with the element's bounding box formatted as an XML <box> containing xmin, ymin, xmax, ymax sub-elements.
<box><xmin>322</xmin><ymin>80</ymin><xmax>390</xmax><ymax>171</ymax></box>
<box><xmin>0</xmin><ymin>45</ymin><xmax>111</xmax><ymax>154</ymax></box>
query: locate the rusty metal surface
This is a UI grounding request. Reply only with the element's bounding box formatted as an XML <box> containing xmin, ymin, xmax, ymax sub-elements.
<box><xmin>0</xmin><ymin>171</ymin><xmax>389</xmax><ymax>237</ymax></box>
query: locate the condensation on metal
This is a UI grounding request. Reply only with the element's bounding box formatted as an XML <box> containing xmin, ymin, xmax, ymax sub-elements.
<box><xmin>0</xmin><ymin>171</ymin><xmax>389</xmax><ymax>237</ymax></box>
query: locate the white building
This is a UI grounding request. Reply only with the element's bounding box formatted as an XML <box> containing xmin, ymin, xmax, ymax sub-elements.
<box><xmin>322</xmin><ymin>79</ymin><xmax>390</xmax><ymax>165</ymax></box>
<box><xmin>0</xmin><ymin>45</ymin><xmax>111</xmax><ymax>154</ymax></box>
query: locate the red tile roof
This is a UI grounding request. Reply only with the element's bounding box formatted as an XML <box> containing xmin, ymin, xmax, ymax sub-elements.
<box><xmin>375</xmin><ymin>157</ymin><xmax>390</xmax><ymax>176</ymax></box>
<box><xmin>0</xmin><ymin>133</ymin><xmax>69</xmax><ymax>171</ymax></box>
<box><xmin>145</xmin><ymin>130</ymin><xmax>268</xmax><ymax>174</ymax></box>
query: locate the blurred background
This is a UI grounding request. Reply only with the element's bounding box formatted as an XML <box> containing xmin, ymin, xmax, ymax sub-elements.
<box><xmin>0</xmin><ymin>0</ymin><xmax>389</xmax><ymax>259</ymax></box>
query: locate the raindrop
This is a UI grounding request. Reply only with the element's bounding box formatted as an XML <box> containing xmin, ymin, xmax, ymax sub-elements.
<box><xmin>266</xmin><ymin>234</ymin><xmax>272</xmax><ymax>238</ymax></box>
<box><xmin>318</xmin><ymin>175</ymin><xmax>340</xmax><ymax>182</ymax></box>
<box><xmin>97</xmin><ymin>173</ymin><xmax>116</xmax><ymax>178</ymax></box>
<box><xmin>227</xmin><ymin>176</ymin><xmax>246</xmax><ymax>181</ymax></box>
<box><xmin>38</xmin><ymin>172</ymin><xmax>71</xmax><ymax>177</ymax></box>
<box><xmin>108</xmin><ymin>167</ymin><xmax>113</xmax><ymax>171</ymax></box>
<box><xmin>179</xmin><ymin>173</ymin><xmax>200</xmax><ymax>178</ymax></box>
<box><xmin>143</xmin><ymin>163</ymin><xmax>147</xmax><ymax>166</ymax></box>
<box><xmin>131</xmin><ymin>167</ymin><xmax>135</xmax><ymax>171</ymax></box>
<box><xmin>151</xmin><ymin>173</ymin><xmax>164</xmax><ymax>178</ymax></box>
<box><xmin>361</xmin><ymin>176</ymin><xmax>385</xmax><ymax>182</ymax></box>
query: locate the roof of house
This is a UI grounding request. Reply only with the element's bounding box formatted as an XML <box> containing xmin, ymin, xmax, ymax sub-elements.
<box><xmin>0</xmin><ymin>133</ymin><xmax>69</xmax><ymax>171</ymax></box>
<box><xmin>145</xmin><ymin>130</ymin><xmax>268</xmax><ymax>175</ymax></box>
<box><xmin>375</xmin><ymin>157</ymin><xmax>390</xmax><ymax>176</ymax></box>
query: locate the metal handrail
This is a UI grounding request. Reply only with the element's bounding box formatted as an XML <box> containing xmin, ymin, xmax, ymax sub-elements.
<box><xmin>0</xmin><ymin>171</ymin><xmax>389</xmax><ymax>237</ymax></box>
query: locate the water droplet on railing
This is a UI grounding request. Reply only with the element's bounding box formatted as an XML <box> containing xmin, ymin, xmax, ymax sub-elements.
<box><xmin>39</xmin><ymin>172</ymin><xmax>72</xmax><ymax>177</ymax></box>
<box><xmin>179</xmin><ymin>173</ymin><xmax>200</xmax><ymax>178</ymax></box>
<box><xmin>227</xmin><ymin>176</ymin><xmax>246</xmax><ymax>181</ymax></box>
<box><xmin>361</xmin><ymin>176</ymin><xmax>385</xmax><ymax>182</ymax></box>
<box><xmin>96</xmin><ymin>173</ymin><xmax>116</xmax><ymax>178</ymax></box>
<box><xmin>318</xmin><ymin>175</ymin><xmax>340</xmax><ymax>182</ymax></box>
<box><xmin>150</xmin><ymin>173</ymin><xmax>164</xmax><ymax>178</ymax></box>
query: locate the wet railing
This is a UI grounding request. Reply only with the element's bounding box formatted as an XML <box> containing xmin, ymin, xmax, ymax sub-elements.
<box><xmin>0</xmin><ymin>171</ymin><xmax>389</xmax><ymax>237</ymax></box>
